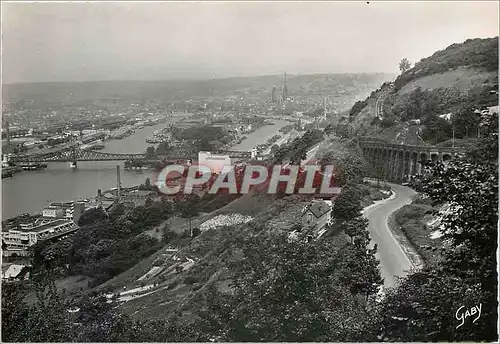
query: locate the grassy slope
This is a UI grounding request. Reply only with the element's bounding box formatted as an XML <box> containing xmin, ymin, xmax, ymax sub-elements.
<box><xmin>115</xmin><ymin>194</ymin><xmax>312</xmax><ymax>321</ymax></box>
<box><xmin>354</xmin><ymin>66</ymin><xmax>496</xmax><ymax>142</ymax></box>
<box><xmin>95</xmin><ymin>135</ymin><xmax>391</xmax><ymax>320</ymax></box>
<box><xmin>95</xmin><ymin>192</ymin><xmax>276</xmax><ymax>292</ymax></box>
<box><xmin>116</xmin><ymin>181</ymin><xmax>390</xmax><ymax>321</ymax></box>
<box><xmin>349</xmin><ymin>38</ymin><xmax>498</xmax><ymax>143</ymax></box>
<box><xmin>349</xmin><ymin>91</ymin><xmax>379</xmax><ymax>136</ymax></box>
<box><xmin>398</xmin><ymin>67</ymin><xmax>497</xmax><ymax>95</ymax></box>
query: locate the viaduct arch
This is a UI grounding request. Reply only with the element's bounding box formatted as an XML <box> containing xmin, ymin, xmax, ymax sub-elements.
<box><xmin>358</xmin><ymin>137</ymin><xmax>467</xmax><ymax>182</ymax></box>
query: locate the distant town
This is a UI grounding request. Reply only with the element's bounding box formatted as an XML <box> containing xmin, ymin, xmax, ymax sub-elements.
<box><xmin>1</xmin><ymin>3</ymin><xmax>497</xmax><ymax>340</ymax></box>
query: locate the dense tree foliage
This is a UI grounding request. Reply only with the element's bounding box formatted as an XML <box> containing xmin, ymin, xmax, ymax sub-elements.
<box><xmin>323</xmin><ymin>124</ymin><xmax>333</xmax><ymax>136</ymax></box>
<box><xmin>32</xmin><ymin>200</ymin><xmax>176</xmax><ymax>285</ymax></box>
<box><xmin>196</xmin><ymin>228</ymin><xmax>382</xmax><ymax>342</ymax></box>
<box><xmin>273</xmin><ymin>129</ymin><xmax>323</xmax><ymax>164</ymax></box>
<box><xmin>2</xmin><ymin>271</ymin><xmax>72</xmax><ymax>342</ymax></box>
<box><xmin>420</xmin><ymin>113</ymin><xmax>453</xmax><ymax>144</ymax></box>
<box><xmin>2</xmin><ymin>270</ymin><xmax>141</xmax><ymax>342</ymax></box>
<box><xmin>386</xmin><ymin>84</ymin><xmax>496</xmax><ymax>143</ymax></box>
<box><xmin>332</xmin><ymin>184</ymin><xmax>363</xmax><ymax>222</ymax></box>
<box><xmin>3</xmin><ymin>112</ymin><xmax>497</xmax><ymax>341</ymax></box>
<box><xmin>319</xmin><ymin>144</ymin><xmax>369</xmax><ymax>186</ymax></box>
<box><xmin>171</xmin><ymin>125</ymin><xmax>233</xmax><ymax>152</ymax></box>
<box><xmin>349</xmin><ymin>99</ymin><xmax>368</xmax><ymax>119</ymax></box>
<box><xmin>379</xmin><ymin>112</ymin><xmax>498</xmax><ymax>341</ymax></box>
<box><xmin>177</xmin><ymin>194</ymin><xmax>201</xmax><ymax>236</ymax></box>
<box><xmin>155</xmin><ymin>141</ymin><xmax>171</xmax><ymax>155</ymax></box>
<box><xmin>146</xmin><ymin>146</ymin><xmax>156</xmax><ymax>156</ymax></box>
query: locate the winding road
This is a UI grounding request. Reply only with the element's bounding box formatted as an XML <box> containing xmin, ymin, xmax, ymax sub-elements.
<box><xmin>363</xmin><ymin>183</ymin><xmax>417</xmax><ymax>288</ymax></box>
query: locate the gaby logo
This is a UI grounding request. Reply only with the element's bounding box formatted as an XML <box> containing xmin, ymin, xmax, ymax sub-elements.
<box><xmin>152</xmin><ymin>162</ymin><xmax>341</xmax><ymax>196</ymax></box>
<box><xmin>455</xmin><ymin>303</ymin><xmax>482</xmax><ymax>329</ymax></box>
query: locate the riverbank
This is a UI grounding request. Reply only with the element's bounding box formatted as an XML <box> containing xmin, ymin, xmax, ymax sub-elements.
<box><xmin>2</xmin><ymin>119</ymin><xmax>291</xmax><ymax>219</ymax></box>
<box><xmin>229</xmin><ymin>120</ymin><xmax>291</xmax><ymax>152</ymax></box>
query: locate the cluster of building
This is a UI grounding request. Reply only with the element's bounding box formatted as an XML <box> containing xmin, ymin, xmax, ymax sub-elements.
<box><xmin>2</xmin><ymin>201</ymin><xmax>86</xmax><ymax>257</ymax></box>
<box><xmin>2</xmin><ymin>109</ymin><xmax>167</xmax><ymax>155</ymax></box>
<box><xmin>2</xmin><ymin>163</ymin><xmax>167</xmax><ymax>260</ymax></box>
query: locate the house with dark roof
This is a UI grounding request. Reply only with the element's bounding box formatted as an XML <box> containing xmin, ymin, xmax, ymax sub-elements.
<box><xmin>300</xmin><ymin>199</ymin><xmax>333</xmax><ymax>233</ymax></box>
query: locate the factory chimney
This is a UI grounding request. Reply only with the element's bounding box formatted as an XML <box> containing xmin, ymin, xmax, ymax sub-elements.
<box><xmin>116</xmin><ymin>165</ymin><xmax>122</xmax><ymax>200</ymax></box>
<box><xmin>282</xmin><ymin>72</ymin><xmax>288</xmax><ymax>101</ymax></box>
<box><xmin>97</xmin><ymin>189</ymin><xmax>103</xmax><ymax>208</ymax></box>
<box><xmin>5</xmin><ymin>120</ymin><xmax>10</xmax><ymax>146</ymax></box>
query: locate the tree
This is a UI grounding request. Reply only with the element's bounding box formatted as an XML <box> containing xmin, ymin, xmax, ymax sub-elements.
<box><xmin>108</xmin><ymin>202</ymin><xmax>126</xmax><ymax>222</ymax></box>
<box><xmin>71</xmin><ymin>292</ymin><xmax>138</xmax><ymax>342</ymax></box>
<box><xmin>2</xmin><ymin>282</ymin><xmax>30</xmax><ymax>342</ymax></box>
<box><xmin>270</xmin><ymin>144</ymin><xmax>280</xmax><ymax>155</ymax></box>
<box><xmin>138</xmin><ymin>177</ymin><xmax>152</xmax><ymax>191</ymax></box>
<box><xmin>338</xmin><ymin>244</ymin><xmax>382</xmax><ymax>298</ymax></box>
<box><xmin>192</xmin><ymin>227</ymin><xmax>201</xmax><ymax>238</ymax></box>
<box><xmin>177</xmin><ymin>195</ymin><xmax>201</xmax><ymax>237</ymax></box>
<box><xmin>422</xmin><ymin>111</ymin><xmax>497</xmax><ymax>289</ymax></box>
<box><xmin>421</xmin><ymin>114</ymin><xmax>452</xmax><ymax>144</ymax></box>
<box><xmin>399</xmin><ymin>58</ymin><xmax>412</xmax><ymax>73</ymax></box>
<box><xmin>380</xmin><ymin>112</ymin><xmax>498</xmax><ymax>341</ymax></box>
<box><xmin>198</xmin><ymin>230</ymin><xmax>382</xmax><ymax>341</ymax></box>
<box><xmin>156</xmin><ymin>141</ymin><xmax>171</xmax><ymax>155</ymax></box>
<box><xmin>343</xmin><ymin>216</ymin><xmax>369</xmax><ymax>244</ymax></box>
<box><xmin>380</xmin><ymin>266</ymin><xmax>490</xmax><ymax>341</ymax></box>
<box><xmin>146</xmin><ymin>146</ymin><xmax>156</xmax><ymax>156</ymax></box>
<box><xmin>162</xmin><ymin>224</ymin><xmax>179</xmax><ymax>243</ymax></box>
<box><xmin>290</xmin><ymin>146</ymin><xmax>307</xmax><ymax>165</ymax></box>
<box><xmin>24</xmin><ymin>269</ymin><xmax>72</xmax><ymax>342</ymax></box>
<box><xmin>332</xmin><ymin>185</ymin><xmax>362</xmax><ymax>222</ymax></box>
<box><xmin>324</xmin><ymin>124</ymin><xmax>334</xmax><ymax>136</ymax></box>
<box><xmin>78</xmin><ymin>207</ymin><xmax>108</xmax><ymax>226</ymax></box>
<box><xmin>452</xmin><ymin>106</ymin><xmax>480</xmax><ymax>139</ymax></box>
<box><xmin>320</xmin><ymin>145</ymin><xmax>368</xmax><ymax>186</ymax></box>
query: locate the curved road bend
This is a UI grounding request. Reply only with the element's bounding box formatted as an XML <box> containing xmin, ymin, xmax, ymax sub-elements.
<box><xmin>363</xmin><ymin>183</ymin><xmax>416</xmax><ymax>288</ymax></box>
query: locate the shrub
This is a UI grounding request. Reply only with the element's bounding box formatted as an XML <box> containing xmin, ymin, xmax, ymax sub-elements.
<box><xmin>395</xmin><ymin>205</ymin><xmax>430</xmax><ymax>225</ymax></box>
<box><xmin>380</xmin><ymin>118</ymin><xmax>395</xmax><ymax>128</ymax></box>
<box><xmin>183</xmin><ymin>275</ymin><xmax>199</xmax><ymax>285</ymax></box>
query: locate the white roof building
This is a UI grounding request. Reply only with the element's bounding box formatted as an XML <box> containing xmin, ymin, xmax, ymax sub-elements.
<box><xmin>487</xmin><ymin>105</ymin><xmax>499</xmax><ymax>114</ymax></box>
<box><xmin>2</xmin><ymin>264</ymin><xmax>26</xmax><ymax>279</ymax></box>
<box><xmin>438</xmin><ymin>113</ymin><xmax>453</xmax><ymax>121</ymax></box>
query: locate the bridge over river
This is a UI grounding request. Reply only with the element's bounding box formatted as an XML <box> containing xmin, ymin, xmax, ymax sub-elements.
<box><xmin>6</xmin><ymin>146</ymin><xmax>256</xmax><ymax>165</ymax></box>
<box><xmin>358</xmin><ymin>136</ymin><xmax>468</xmax><ymax>181</ymax></box>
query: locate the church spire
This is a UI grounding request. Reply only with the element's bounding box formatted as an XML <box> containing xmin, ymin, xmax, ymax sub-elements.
<box><xmin>282</xmin><ymin>72</ymin><xmax>288</xmax><ymax>101</ymax></box>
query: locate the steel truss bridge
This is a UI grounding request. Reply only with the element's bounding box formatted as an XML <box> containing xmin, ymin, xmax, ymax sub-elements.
<box><xmin>7</xmin><ymin>147</ymin><xmax>255</xmax><ymax>164</ymax></box>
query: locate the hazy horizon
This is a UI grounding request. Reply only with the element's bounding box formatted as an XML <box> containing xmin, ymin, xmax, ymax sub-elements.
<box><xmin>2</xmin><ymin>1</ymin><xmax>499</xmax><ymax>84</ymax></box>
<box><xmin>3</xmin><ymin>71</ymin><xmax>396</xmax><ymax>86</ymax></box>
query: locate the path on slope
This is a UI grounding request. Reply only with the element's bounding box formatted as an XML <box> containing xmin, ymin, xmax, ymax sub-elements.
<box><xmin>363</xmin><ymin>183</ymin><xmax>417</xmax><ymax>288</ymax></box>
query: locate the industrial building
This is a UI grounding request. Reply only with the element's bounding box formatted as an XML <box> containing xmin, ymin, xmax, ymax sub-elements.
<box><xmin>1</xmin><ymin>201</ymin><xmax>85</xmax><ymax>257</ymax></box>
<box><xmin>198</xmin><ymin>151</ymin><xmax>233</xmax><ymax>174</ymax></box>
<box><xmin>2</xmin><ymin>219</ymin><xmax>79</xmax><ymax>256</ymax></box>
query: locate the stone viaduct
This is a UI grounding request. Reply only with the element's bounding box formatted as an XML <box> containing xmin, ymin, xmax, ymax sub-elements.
<box><xmin>357</xmin><ymin>137</ymin><xmax>468</xmax><ymax>181</ymax></box>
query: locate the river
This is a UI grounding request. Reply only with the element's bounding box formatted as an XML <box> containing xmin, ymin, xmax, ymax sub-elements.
<box><xmin>2</xmin><ymin>120</ymin><xmax>289</xmax><ymax>219</ymax></box>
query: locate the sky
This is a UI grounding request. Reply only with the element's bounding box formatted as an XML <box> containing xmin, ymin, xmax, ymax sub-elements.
<box><xmin>2</xmin><ymin>1</ymin><xmax>499</xmax><ymax>84</ymax></box>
